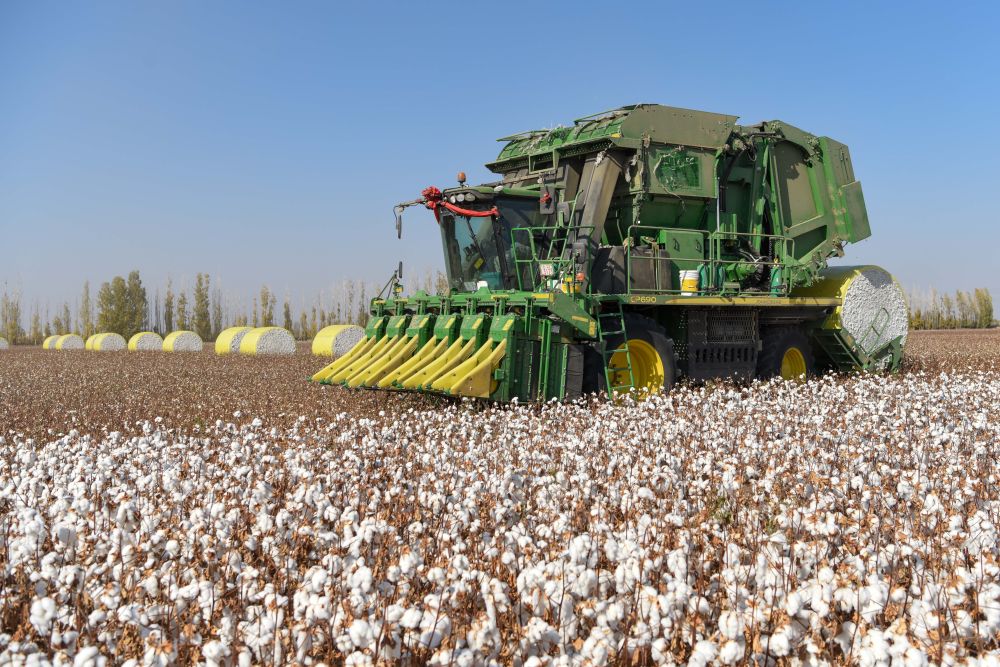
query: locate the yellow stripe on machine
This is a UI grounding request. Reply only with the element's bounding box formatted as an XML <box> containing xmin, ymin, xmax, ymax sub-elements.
<box><xmin>329</xmin><ymin>335</ymin><xmax>397</xmax><ymax>384</ymax></box>
<box><xmin>339</xmin><ymin>335</ymin><xmax>406</xmax><ymax>385</ymax></box>
<box><xmin>347</xmin><ymin>335</ymin><xmax>420</xmax><ymax>387</ymax></box>
<box><xmin>448</xmin><ymin>338</ymin><xmax>507</xmax><ymax>398</ymax></box>
<box><xmin>378</xmin><ymin>337</ymin><xmax>446</xmax><ymax>388</ymax></box>
<box><xmin>401</xmin><ymin>338</ymin><xmax>476</xmax><ymax>390</ymax></box>
<box><xmin>311</xmin><ymin>335</ymin><xmax>377</xmax><ymax>382</ymax></box>
<box><xmin>431</xmin><ymin>338</ymin><xmax>501</xmax><ymax>393</ymax></box>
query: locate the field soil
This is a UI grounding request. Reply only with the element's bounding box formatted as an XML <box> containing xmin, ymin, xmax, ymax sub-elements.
<box><xmin>2</xmin><ymin>329</ymin><xmax>996</xmax><ymax>441</ymax></box>
<box><xmin>1</xmin><ymin>329</ymin><xmax>999</xmax><ymax>665</ymax></box>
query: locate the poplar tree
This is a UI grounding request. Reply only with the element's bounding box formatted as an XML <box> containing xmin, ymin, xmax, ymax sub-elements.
<box><xmin>164</xmin><ymin>279</ymin><xmax>175</xmax><ymax>333</ymax></box>
<box><xmin>125</xmin><ymin>271</ymin><xmax>147</xmax><ymax>337</ymax></box>
<box><xmin>97</xmin><ymin>277</ymin><xmax>128</xmax><ymax>335</ymax></box>
<box><xmin>283</xmin><ymin>297</ymin><xmax>292</xmax><ymax>332</ymax></box>
<box><xmin>211</xmin><ymin>287</ymin><xmax>223</xmax><ymax>338</ymax></box>
<box><xmin>176</xmin><ymin>291</ymin><xmax>189</xmax><ymax>330</ymax></box>
<box><xmin>30</xmin><ymin>306</ymin><xmax>42</xmax><ymax>344</ymax></box>
<box><xmin>260</xmin><ymin>286</ymin><xmax>276</xmax><ymax>327</ymax></box>
<box><xmin>193</xmin><ymin>273</ymin><xmax>212</xmax><ymax>340</ymax></box>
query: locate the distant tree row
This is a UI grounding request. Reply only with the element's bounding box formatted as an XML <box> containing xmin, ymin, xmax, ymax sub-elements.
<box><xmin>0</xmin><ymin>269</ymin><xmax>449</xmax><ymax>345</ymax></box>
<box><xmin>909</xmin><ymin>287</ymin><xmax>994</xmax><ymax>330</ymax></box>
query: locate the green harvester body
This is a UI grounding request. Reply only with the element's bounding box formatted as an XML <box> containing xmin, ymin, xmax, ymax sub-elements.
<box><xmin>313</xmin><ymin>104</ymin><xmax>904</xmax><ymax>401</ymax></box>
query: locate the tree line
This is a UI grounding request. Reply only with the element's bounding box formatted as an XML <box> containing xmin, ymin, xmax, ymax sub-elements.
<box><xmin>1</xmin><ymin>269</ymin><xmax>449</xmax><ymax>345</ymax></box>
<box><xmin>908</xmin><ymin>287</ymin><xmax>994</xmax><ymax>330</ymax></box>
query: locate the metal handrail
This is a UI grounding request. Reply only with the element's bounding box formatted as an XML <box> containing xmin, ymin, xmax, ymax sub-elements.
<box><xmin>510</xmin><ymin>225</ymin><xmax>595</xmax><ymax>293</ymax></box>
<box><xmin>623</xmin><ymin>225</ymin><xmax>795</xmax><ymax>296</ymax></box>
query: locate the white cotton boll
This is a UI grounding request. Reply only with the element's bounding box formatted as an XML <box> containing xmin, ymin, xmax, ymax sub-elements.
<box><xmin>400</xmin><ymin>608</ymin><xmax>423</xmax><ymax>629</ymax></box>
<box><xmin>688</xmin><ymin>639</ymin><xmax>717</xmax><ymax>667</ymax></box>
<box><xmin>163</xmin><ymin>540</ymin><xmax>180</xmax><ymax>559</ymax></box>
<box><xmin>719</xmin><ymin>640</ymin><xmax>744</xmax><ymax>665</ymax></box>
<box><xmin>202</xmin><ymin>640</ymin><xmax>228</xmax><ymax>666</ymax></box>
<box><xmin>349</xmin><ymin>619</ymin><xmax>374</xmax><ymax>649</ymax></box>
<box><xmin>345</xmin><ymin>651</ymin><xmax>373</xmax><ymax>666</ymax></box>
<box><xmin>922</xmin><ymin>493</ymin><xmax>943</xmax><ymax>516</ymax></box>
<box><xmin>30</xmin><ymin>596</ymin><xmax>56</xmax><ymax>636</ymax></box>
<box><xmin>769</xmin><ymin>630</ymin><xmax>790</xmax><ymax>657</ymax></box>
<box><xmin>718</xmin><ymin>610</ymin><xmax>744</xmax><ymax>640</ymax></box>
<box><xmin>73</xmin><ymin>646</ymin><xmax>106</xmax><ymax>667</ymax></box>
<box><xmin>785</xmin><ymin>591</ymin><xmax>803</xmax><ymax>616</ymax></box>
<box><xmin>349</xmin><ymin>565</ymin><xmax>373</xmax><ymax>593</ymax></box>
<box><xmin>902</xmin><ymin>646</ymin><xmax>927</xmax><ymax>667</ymax></box>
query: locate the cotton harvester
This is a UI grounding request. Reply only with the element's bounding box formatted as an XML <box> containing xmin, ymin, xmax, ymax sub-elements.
<box><xmin>313</xmin><ymin>104</ymin><xmax>908</xmax><ymax>401</ymax></box>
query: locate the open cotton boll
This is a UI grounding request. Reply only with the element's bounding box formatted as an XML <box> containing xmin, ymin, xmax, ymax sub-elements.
<box><xmin>312</xmin><ymin>325</ymin><xmax>365</xmax><ymax>357</ymax></box>
<box><xmin>239</xmin><ymin>327</ymin><xmax>296</xmax><ymax>356</ymax></box>
<box><xmin>163</xmin><ymin>330</ymin><xmax>203</xmax><ymax>352</ymax></box>
<box><xmin>55</xmin><ymin>334</ymin><xmax>84</xmax><ymax>350</ymax></box>
<box><xmin>215</xmin><ymin>327</ymin><xmax>252</xmax><ymax>355</ymax></box>
<box><xmin>93</xmin><ymin>333</ymin><xmax>126</xmax><ymax>352</ymax></box>
<box><xmin>128</xmin><ymin>331</ymin><xmax>163</xmax><ymax>351</ymax></box>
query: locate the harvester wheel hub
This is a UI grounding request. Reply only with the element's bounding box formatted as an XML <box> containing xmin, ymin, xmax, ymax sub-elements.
<box><xmin>611</xmin><ymin>339</ymin><xmax>665</xmax><ymax>395</ymax></box>
<box><xmin>780</xmin><ymin>347</ymin><xmax>807</xmax><ymax>380</ymax></box>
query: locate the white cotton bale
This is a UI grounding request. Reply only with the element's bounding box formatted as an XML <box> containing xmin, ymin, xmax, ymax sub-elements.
<box><xmin>128</xmin><ymin>331</ymin><xmax>163</xmax><ymax>351</ymax></box>
<box><xmin>93</xmin><ymin>332</ymin><xmax>126</xmax><ymax>352</ymax></box>
<box><xmin>239</xmin><ymin>326</ymin><xmax>296</xmax><ymax>355</ymax></box>
<box><xmin>163</xmin><ymin>330</ymin><xmax>203</xmax><ymax>352</ymax></box>
<box><xmin>215</xmin><ymin>326</ymin><xmax>252</xmax><ymax>355</ymax></box>
<box><xmin>795</xmin><ymin>265</ymin><xmax>909</xmax><ymax>358</ymax></box>
<box><xmin>43</xmin><ymin>335</ymin><xmax>59</xmax><ymax>350</ymax></box>
<box><xmin>838</xmin><ymin>268</ymin><xmax>909</xmax><ymax>355</ymax></box>
<box><xmin>311</xmin><ymin>324</ymin><xmax>365</xmax><ymax>357</ymax></box>
<box><xmin>0</xmin><ymin>336</ymin><xmax>8</xmax><ymax>350</ymax></box>
<box><xmin>55</xmin><ymin>334</ymin><xmax>84</xmax><ymax>350</ymax></box>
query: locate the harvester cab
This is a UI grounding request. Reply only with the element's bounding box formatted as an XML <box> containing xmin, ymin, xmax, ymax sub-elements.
<box><xmin>312</xmin><ymin>104</ymin><xmax>908</xmax><ymax>402</ymax></box>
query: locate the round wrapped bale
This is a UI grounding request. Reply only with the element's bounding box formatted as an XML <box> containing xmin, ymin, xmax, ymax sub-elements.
<box><xmin>312</xmin><ymin>324</ymin><xmax>365</xmax><ymax>358</ymax></box>
<box><xmin>85</xmin><ymin>334</ymin><xmax>99</xmax><ymax>351</ymax></box>
<box><xmin>163</xmin><ymin>330</ymin><xmax>203</xmax><ymax>352</ymax></box>
<box><xmin>43</xmin><ymin>335</ymin><xmax>59</xmax><ymax>350</ymax></box>
<box><xmin>0</xmin><ymin>336</ymin><xmax>8</xmax><ymax>350</ymax></box>
<box><xmin>93</xmin><ymin>332</ymin><xmax>126</xmax><ymax>352</ymax></box>
<box><xmin>239</xmin><ymin>326</ymin><xmax>296</xmax><ymax>356</ymax></box>
<box><xmin>215</xmin><ymin>326</ymin><xmax>252</xmax><ymax>355</ymax></box>
<box><xmin>55</xmin><ymin>334</ymin><xmax>84</xmax><ymax>350</ymax></box>
<box><xmin>795</xmin><ymin>265</ymin><xmax>909</xmax><ymax>360</ymax></box>
<box><xmin>128</xmin><ymin>331</ymin><xmax>163</xmax><ymax>351</ymax></box>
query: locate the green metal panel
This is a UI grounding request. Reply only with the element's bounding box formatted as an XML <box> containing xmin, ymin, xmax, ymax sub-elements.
<box><xmin>342</xmin><ymin>103</ymin><xmax>889</xmax><ymax>402</ymax></box>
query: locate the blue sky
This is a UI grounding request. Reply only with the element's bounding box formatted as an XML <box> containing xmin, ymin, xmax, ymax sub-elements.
<box><xmin>2</xmin><ymin>1</ymin><xmax>998</xmax><ymax>313</ymax></box>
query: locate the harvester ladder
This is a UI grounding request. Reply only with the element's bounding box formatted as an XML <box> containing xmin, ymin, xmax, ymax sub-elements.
<box><xmin>597</xmin><ymin>303</ymin><xmax>636</xmax><ymax>395</ymax></box>
<box><xmin>812</xmin><ymin>329</ymin><xmax>863</xmax><ymax>370</ymax></box>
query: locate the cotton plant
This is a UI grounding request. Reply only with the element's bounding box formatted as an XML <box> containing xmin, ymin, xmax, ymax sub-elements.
<box><xmin>1</xmin><ymin>367</ymin><xmax>1000</xmax><ymax>664</ymax></box>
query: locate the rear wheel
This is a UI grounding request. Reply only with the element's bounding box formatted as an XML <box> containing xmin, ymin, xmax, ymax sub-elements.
<box><xmin>757</xmin><ymin>328</ymin><xmax>814</xmax><ymax>380</ymax></box>
<box><xmin>601</xmin><ymin>314</ymin><xmax>676</xmax><ymax>396</ymax></box>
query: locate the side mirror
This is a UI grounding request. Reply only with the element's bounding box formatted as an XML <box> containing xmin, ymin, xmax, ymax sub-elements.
<box><xmin>397</xmin><ymin>261</ymin><xmax>403</xmax><ymax>280</ymax></box>
<box><xmin>394</xmin><ymin>206</ymin><xmax>404</xmax><ymax>239</ymax></box>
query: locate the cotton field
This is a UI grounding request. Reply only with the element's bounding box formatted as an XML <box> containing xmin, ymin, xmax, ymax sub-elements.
<box><xmin>1</xmin><ymin>332</ymin><xmax>999</xmax><ymax>665</ymax></box>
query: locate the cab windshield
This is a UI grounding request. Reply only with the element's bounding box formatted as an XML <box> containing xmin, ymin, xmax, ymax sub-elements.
<box><xmin>440</xmin><ymin>197</ymin><xmax>541</xmax><ymax>292</ymax></box>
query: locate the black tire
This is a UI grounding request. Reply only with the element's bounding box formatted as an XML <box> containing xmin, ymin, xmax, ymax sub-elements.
<box><xmin>597</xmin><ymin>313</ymin><xmax>677</xmax><ymax>395</ymax></box>
<box><xmin>757</xmin><ymin>327</ymin><xmax>815</xmax><ymax>380</ymax></box>
<box><xmin>581</xmin><ymin>344</ymin><xmax>605</xmax><ymax>396</ymax></box>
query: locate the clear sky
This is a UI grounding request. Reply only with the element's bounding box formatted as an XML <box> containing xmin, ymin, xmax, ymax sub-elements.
<box><xmin>2</xmin><ymin>0</ymin><xmax>998</xmax><ymax>314</ymax></box>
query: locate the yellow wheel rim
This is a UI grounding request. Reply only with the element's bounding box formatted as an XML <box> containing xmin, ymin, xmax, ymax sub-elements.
<box><xmin>780</xmin><ymin>347</ymin><xmax>807</xmax><ymax>380</ymax></box>
<box><xmin>609</xmin><ymin>339</ymin><xmax>665</xmax><ymax>395</ymax></box>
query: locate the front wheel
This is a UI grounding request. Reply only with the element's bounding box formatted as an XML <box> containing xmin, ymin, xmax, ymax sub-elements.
<box><xmin>600</xmin><ymin>313</ymin><xmax>677</xmax><ymax>396</ymax></box>
<box><xmin>757</xmin><ymin>327</ymin><xmax>815</xmax><ymax>380</ymax></box>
